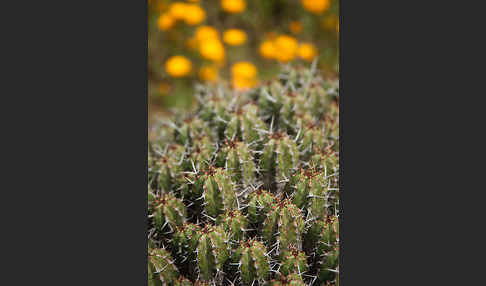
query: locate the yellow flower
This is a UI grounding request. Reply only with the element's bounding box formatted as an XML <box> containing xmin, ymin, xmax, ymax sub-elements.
<box><xmin>232</xmin><ymin>62</ymin><xmax>257</xmax><ymax>79</ymax></box>
<box><xmin>274</xmin><ymin>35</ymin><xmax>298</xmax><ymax>62</ymax></box>
<box><xmin>187</xmin><ymin>0</ymin><xmax>200</xmax><ymax>2</ymax></box>
<box><xmin>231</xmin><ymin>62</ymin><xmax>258</xmax><ymax>90</ymax></box>
<box><xmin>157</xmin><ymin>13</ymin><xmax>175</xmax><ymax>31</ymax></box>
<box><xmin>289</xmin><ymin>21</ymin><xmax>303</xmax><ymax>35</ymax></box>
<box><xmin>223</xmin><ymin>29</ymin><xmax>247</xmax><ymax>46</ymax></box>
<box><xmin>301</xmin><ymin>0</ymin><xmax>331</xmax><ymax>14</ymax></box>
<box><xmin>195</xmin><ymin>26</ymin><xmax>220</xmax><ymax>42</ymax></box>
<box><xmin>298</xmin><ymin>43</ymin><xmax>318</xmax><ymax>62</ymax></box>
<box><xmin>232</xmin><ymin>77</ymin><xmax>257</xmax><ymax>90</ymax></box>
<box><xmin>199</xmin><ymin>66</ymin><xmax>219</xmax><ymax>82</ymax></box>
<box><xmin>221</xmin><ymin>0</ymin><xmax>246</xmax><ymax>14</ymax></box>
<box><xmin>169</xmin><ymin>2</ymin><xmax>189</xmax><ymax>20</ymax></box>
<box><xmin>183</xmin><ymin>5</ymin><xmax>206</xmax><ymax>25</ymax></box>
<box><xmin>259</xmin><ymin>40</ymin><xmax>276</xmax><ymax>60</ymax></box>
<box><xmin>199</xmin><ymin>38</ymin><xmax>225</xmax><ymax>62</ymax></box>
<box><xmin>165</xmin><ymin>56</ymin><xmax>192</xmax><ymax>77</ymax></box>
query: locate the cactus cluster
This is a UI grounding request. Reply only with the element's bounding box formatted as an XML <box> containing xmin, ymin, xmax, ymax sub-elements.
<box><xmin>148</xmin><ymin>65</ymin><xmax>339</xmax><ymax>286</ymax></box>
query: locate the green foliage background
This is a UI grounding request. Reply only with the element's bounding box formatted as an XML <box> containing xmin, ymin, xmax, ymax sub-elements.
<box><xmin>148</xmin><ymin>0</ymin><xmax>339</xmax><ymax>113</ymax></box>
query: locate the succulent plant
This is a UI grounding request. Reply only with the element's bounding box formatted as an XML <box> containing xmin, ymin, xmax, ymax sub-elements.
<box><xmin>279</xmin><ymin>246</ymin><xmax>308</xmax><ymax>278</ymax></box>
<box><xmin>148</xmin><ymin>248</ymin><xmax>179</xmax><ymax>285</ymax></box>
<box><xmin>318</xmin><ymin>247</ymin><xmax>339</xmax><ymax>283</ymax></box>
<box><xmin>148</xmin><ymin>65</ymin><xmax>339</xmax><ymax>285</ymax></box>
<box><xmin>151</xmin><ymin>192</ymin><xmax>187</xmax><ymax>232</ymax></box>
<box><xmin>269</xmin><ymin>273</ymin><xmax>306</xmax><ymax>286</ymax></box>
<box><xmin>171</xmin><ymin>223</ymin><xmax>202</xmax><ymax>280</ymax></box>
<box><xmin>238</xmin><ymin>240</ymin><xmax>270</xmax><ymax>285</ymax></box>
<box><xmin>219</xmin><ymin>209</ymin><xmax>248</xmax><ymax>242</ymax></box>
<box><xmin>247</xmin><ymin>189</ymin><xmax>275</xmax><ymax>225</ymax></box>
<box><xmin>262</xmin><ymin>198</ymin><xmax>305</xmax><ymax>252</ymax></box>
<box><xmin>196</xmin><ymin>225</ymin><xmax>231</xmax><ymax>282</ymax></box>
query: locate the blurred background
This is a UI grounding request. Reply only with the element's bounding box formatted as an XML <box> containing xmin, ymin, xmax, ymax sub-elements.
<box><xmin>148</xmin><ymin>0</ymin><xmax>339</xmax><ymax>118</ymax></box>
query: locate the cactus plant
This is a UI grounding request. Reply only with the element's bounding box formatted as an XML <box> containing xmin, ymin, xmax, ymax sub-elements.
<box><xmin>148</xmin><ymin>65</ymin><xmax>339</xmax><ymax>285</ymax></box>
<box><xmin>236</xmin><ymin>239</ymin><xmax>270</xmax><ymax>285</ymax></box>
<box><xmin>151</xmin><ymin>192</ymin><xmax>187</xmax><ymax>232</ymax></box>
<box><xmin>269</xmin><ymin>273</ymin><xmax>306</xmax><ymax>286</ymax></box>
<box><xmin>148</xmin><ymin>248</ymin><xmax>179</xmax><ymax>285</ymax></box>
<box><xmin>279</xmin><ymin>246</ymin><xmax>308</xmax><ymax>278</ymax></box>
<box><xmin>262</xmin><ymin>198</ymin><xmax>305</xmax><ymax>252</ymax></box>
<box><xmin>219</xmin><ymin>209</ymin><xmax>248</xmax><ymax>242</ymax></box>
<box><xmin>247</xmin><ymin>189</ymin><xmax>275</xmax><ymax>225</ymax></box>
<box><xmin>196</xmin><ymin>225</ymin><xmax>231</xmax><ymax>282</ymax></box>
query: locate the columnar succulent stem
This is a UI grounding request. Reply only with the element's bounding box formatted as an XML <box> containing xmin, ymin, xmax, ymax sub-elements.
<box><xmin>263</xmin><ymin>199</ymin><xmax>305</xmax><ymax>252</ymax></box>
<box><xmin>148</xmin><ymin>248</ymin><xmax>179</xmax><ymax>285</ymax></box>
<box><xmin>153</xmin><ymin>193</ymin><xmax>186</xmax><ymax>231</ymax></box>
<box><xmin>280</xmin><ymin>246</ymin><xmax>308</xmax><ymax>277</ymax></box>
<box><xmin>248</xmin><ymin>189</ymin><xmax>275</xmax><ymax>225</ymax></box>
<box><xmin>148</xmin><ymin>66</ymin><xmax>339</xmax><ymax>286</ymax></box>
<box><xmin>219</xmin><ymin>210</ymin><xmax>248</xmax><ymax>242</ymax></box>
<box><xmin>196</xmin><ymin>225</ymin><xmax>230</xmax><ymax>281</ymax></box>
<box><xmin>239</xmin><ymin>240</ymin><xmax>270</xmax><ymax>285</ymax></box>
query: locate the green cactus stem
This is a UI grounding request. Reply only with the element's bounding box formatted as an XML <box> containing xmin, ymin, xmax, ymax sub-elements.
<box><xmin>196</xmin><ymin>225</ymin><xmax>231</xmax><ymax>281</ymax></box>
<box><xmin>279</xmin><ymin>246</ymin><xmax>308</xmax><ymax>277</ymax></box>
<box><xmin>269</xmin><ymin>273</ymin><xmax>306</xmax><ymax>286</ymax></box>
<box><xmin>263</xmin><ymin>199</ymin><xmax>305</xmax><ymax>252</ymax></box>
<box><xmin>152</xmin><ymin>193</ymin><xmax>186</xmax><ymax>231</ymax></box>
<box><xmin>239</xmin><ymin>240</ymin><xmax>270</xmax><ymax>285</ymax></box>
<box><xmin>248</xmin><ymin>189</ymin><xmax>275</xmax><ymax>225</ymax></box>
<box><xmin>318</xmin><ymin>247</ymin><xmax>339</xmax><ymax>283</ymax></box>
<box><xmin>219</xmin><ymin>210</ymin><xmax>248</xmax><ymax>242</ymax></box>
<box><xmin>148</xmin><ymin>248</ymin><xmax>179</xmax><ymax>285</ymax></box>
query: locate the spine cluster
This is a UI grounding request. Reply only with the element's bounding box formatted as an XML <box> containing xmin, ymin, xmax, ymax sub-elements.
<box><xmin>148</xmin><ymin>65</ymin><xmax>339</xmax><ymax>285</ymax></box>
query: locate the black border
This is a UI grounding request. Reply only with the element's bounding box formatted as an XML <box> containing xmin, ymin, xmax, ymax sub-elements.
<box><xmin>12</xmin><ymin>0</ymin><xmax>150</xmax><ymax>284</ymax></box>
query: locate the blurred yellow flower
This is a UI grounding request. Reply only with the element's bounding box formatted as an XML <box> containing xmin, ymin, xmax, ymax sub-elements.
<box><xmin>221</xmin><ymin>0</ymin><xmax>246</xmax><ymax>14</ymax></box>
<box><xmin>183</xmin><ymin>5</ymin><xmax>206</xmax><ymax>25</ymax></box>
<box><xmin>232</xmin><ymin>77</ymin><xmax>257</xmax><ymax>90</ymax></box>
<box><xmin>232</xmin><ymin>62</ymin><xmax>257</xmax><ymax>79</ymax></box>
<box><xmin>165</xmin><ymin>56</ymin><xmax>192</xmax><ymax>77</ymax></box>
<box><xmin>200</xmin><ymin>38</ymin><xmax>225</xmax><ymax>62</ymax></box>
<box><xmin>195</xmin><ymin>26</ymin><xmax>220</xmax><ymax>42</ymax></box>
<box><xmin>274</xmin><ymin>35</ymin><xmax>298</xmax><ymax>62</ymax></box>
<box><xmin>157</xmin><ymin>13</ymin><xmax>175</xmax><ymax>31</ymax></box>
<box><xmin>223</xmin><ymin>29</ymin><xmax>247</xmax><ymax>46</ymax></box>
<box><xmin>259</xmin><ymin>40</ymin><xmax>276</xmax><ymax>60</ymax></box>
<box><xmin>188</xmin><ymin>0</ymin><xmax>200</xmax><ymax>2</ymax></box>
<box><xmin>199</xmin><ymin>65</ymin><xmax>219</xmax><ymax>82</ymax></box>
<box><xmin>322</xmin><ymin>15</ymin><xmax>338</xmax><ymax>31</ymax></box>
<box><xmin>231</xmin><ymin>62</ymin><xmax>258</xmax><ymax>90</ymax></box>
<box><xmin>298</xmin><ymin>43</ymin><xmax>318</xmax><ymax>62</ymax></box>
<box><xmin>289</xmin><ymin>21</ymin><xmax>303</xmax><ymax>35</ymax></box>
<box><xmin>169</xmin><ymin>2</ymin><xmax>189</xmax><ymax>20</ymax></box>
<box><xmin>301</xmin><ymin>0</ymin><xmax>330</xmax><ymax>14</ymax></box>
